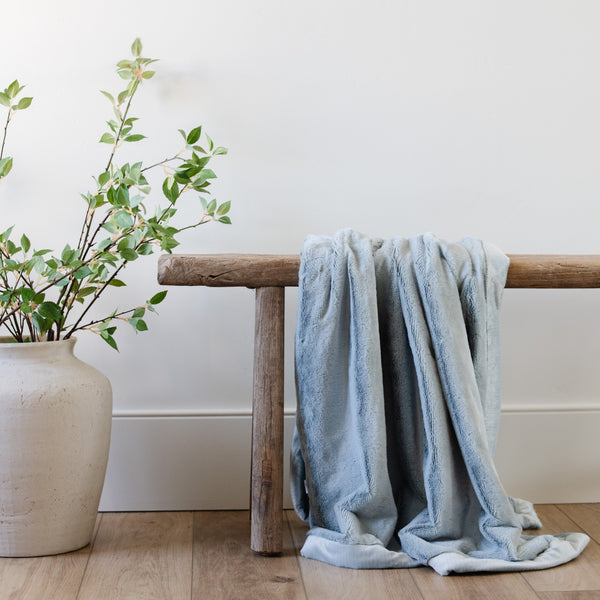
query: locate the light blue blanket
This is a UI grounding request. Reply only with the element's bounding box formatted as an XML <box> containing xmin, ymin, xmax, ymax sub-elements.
<box><xmin>290</xmin><ymin>229</ymin><xmax>589</xmax><ymax>575</ymax></box>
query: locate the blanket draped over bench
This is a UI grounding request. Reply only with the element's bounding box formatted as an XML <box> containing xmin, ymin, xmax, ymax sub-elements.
<box><xmin>290</xmin><ymin>229</ymin><xmax>588</xmax><ymax>574</ymax></box>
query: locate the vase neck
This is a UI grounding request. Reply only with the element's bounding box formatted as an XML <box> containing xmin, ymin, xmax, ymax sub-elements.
<box><xmin>0</xmin><ymin>337</ymin><xmax>77</xmax><ymax>361</ymax></box>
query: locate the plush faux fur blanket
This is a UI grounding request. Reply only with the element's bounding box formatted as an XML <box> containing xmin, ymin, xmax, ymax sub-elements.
<box><xmin>290</xmin><ymin>229</ymin><xmax>588</xmax><ymax>574</ymax></box>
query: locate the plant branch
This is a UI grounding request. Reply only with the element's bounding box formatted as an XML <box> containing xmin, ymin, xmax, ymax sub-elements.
<box><xmin>62</xmin><ymin>261</ymin><xmax>128</xmax><ymax>339</ymax></box>
<box><xmin>76</xmin><ymin>305</ymin><xmax>142</xmax><ymax>332</ymax></box>
<box><xmin>0</xmin><ymin>109</ymin><xmax>11</xmax><ymax>161</ymax></box>
<box><xmin>175</xmin><ymin>216</ymin><xmax>210</xmax><ymax>233</ymax></box>
<box><xmin>105</xmin><ymin>90</ymin><xmax>135</xmax><ymax>174</ymax></box>
<box><xmin>77</xmin><ymin>84</ymin><xmax>138</xmax><ymax>269</ymax></box>
<box><xmin>141</xmin><ymin>152</ymin><xmax>184</xmax><ymax>173</ymax></box>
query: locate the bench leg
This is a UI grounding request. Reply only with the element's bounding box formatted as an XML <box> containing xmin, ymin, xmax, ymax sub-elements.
<box><xmin>251</xmin><ymin>286</ymin><xmax>285</xmax><ymax>555</ymax></box>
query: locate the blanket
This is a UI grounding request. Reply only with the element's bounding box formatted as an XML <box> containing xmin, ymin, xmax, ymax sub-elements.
<box><xmin>290</xmin><ymin>229</ymin><xmax>588</xmax><ymax>574</ymax></box>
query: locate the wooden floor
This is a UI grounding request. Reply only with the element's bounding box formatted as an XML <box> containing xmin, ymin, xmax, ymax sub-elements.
<box><xmin>0</xmin><ymin>505</ymin><xmax>599</xmax><ymax>599</ymax></box>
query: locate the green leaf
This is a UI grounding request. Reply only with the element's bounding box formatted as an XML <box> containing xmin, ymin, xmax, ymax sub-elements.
<box><xmin>119</xmin><ymin>248</ymin><xmax>138</xmax><ymax>261</ymax></box>
<box><xmin>136</xmin><ymin>319</ymin><xmax>148</xmax><ymax>332</ymax></box>
<box><xmin>32</xmin><ymin>312</ymin><xmax>51</xmax><ymax>336</ymax></box>
<box><xmin>133</xmin><ymin>307</ymin><xmax>145</xmax><ymax>318</ymax></box>
<box><xmin>29</xmin><ymin>255</ymin><xmax>46</xmax><ymax>274</ymax></box>
<box><xmin>206</xmin><ymin>134</ymin><xmax>214</xmax><ymax>152</ymax></box>
<box><xmin>116</xmin><ymin>185</ymin><xmax>130</xmax><ymax>206</ymax></box>
<box><xmin>100</xmin><ymin>90</ymin><xmax>115</xmax><ymax>103</ymax></box>
<box><xmin>187</xmin><ymin>126</ymin><xmax>202</xmax><ymax>145</ymax></box>
<box><xmin>6</xmin><ymin>80</ymin><xmax>20</xmax><ymax>98</ymax></box>
<box><xmin>149</xmin><ymin>290</ymin><xmax>167</xmax><ymax>305</ymax></box>
<box><xmin>1</xmin><ymin>225</ymin><xmax>14</xmax><ymax>240</ymax></box>
<box><xmin>20</xmin><ymin>234</ymin><xmax>31</xmax><ymax>253</ymax></box>
<box><xmin>90</xmin><ymin>194</ymin><xmax>107</xmax><ymax>209</ymax></box>
<box><xmin>0</xmin><ymin>157</ymin><xmax>13</xmax><ymax>178</ymax></box>
<box><xmin>117</xmin><ymin>236</ymin><xmax>134</xmax><ymax>251</ymax></box>
<box><xmin>124</xmin><ymin>134</ymin><xmax>146</xmax><ymax>142</ymax></box>
<box><xmin>98</xmin><ymin>171</ymin><xmax>111</xmax><ymax>187</ymax></box>
<box><xmin>191</xmin><ymin>154</ymin><xmax>211</xmax><ymax>169</ymax></box>
<box><xmin>131</xmin><ymin>38</ymin><xmax>142</xmax><ymax>57</ymax></box>
<box><xmin>117</xmin><ymin>69</ymin><xmax>134</xmax><ymax>80</ymax></box>
<box><xmin>162</xmin><ymin>178</ymin><xmax>179</xmax><ymax>203</ymax></box>
<box><xmin>73</xmin><ymin>266</ymin><xmax>92</xmax><ymax>279</ymax></box>
<box><xmin>100</xmin><ymin>132</ymin><xmax>115</xmax><ymax>144</ymax></box>
<box><xmin>16</xmin><ymin>97</ymin><xmax>32</xmax><ymax>110</ymax></box>
<box><xmin>215</xmin><ymin>201</ymin><xmax>231</xmax><ymax>217</ymax></box>
<box><xmin>218</xmin><ymin>216</ymin><xmax>232</xmax><ymax>224</ymax></box>
<box><xmin>37</xmin><ymin>301</ymin><xmax>62</xmax><ymax>321</ymax></box>
<box><xmin>137</xmin><ymin>243</ymin><xmax>153</xmax><ymax>255</ymax></box>
<box><xmin>113</xmin><ymin>210</ymin><xmax>134</xmax><ymax>228</ymax></box>
<box><xmin>101</xmin><ymin>333</ymin><xmax>119</xmax><ymax>351</ymax></box>
<box><xmin>61</xmin><ymin>244</ymin><xmax>77</xmax><ymax>264</ymax></box>
<box><xmin>20</xmin><ymin>287</ymin><xmax>36</xmax><ymax>303</ymax></box>
<box><xmin>213</xmin><ymin>146</ymin><xmax>228</xmax><ymax>156</ymax></box>
<box><xmin>108</xmin><ymin>278</ymin><xmax>127</xmax><ymax>287</ymax></box>
<box><xmin>77</xmin><ymin>286</ymin><xmax>96</xmax><ymax>298</ymax></box>
<box><xmin>100</xmin><ymin>252</ymin><xmax>118</xmax><ymax>265</ymax></box>
<box><xmin>0</xmin><ymin>92</ymin><xmax>10</xmax><ymax>107</ymax></box>
<box><xmin>141</xmin><ymin>70</ymin><xmax>155</xmax><ymax>79</ymax></box>
<box><xmin>97</xmin><ymin>238</ymin><xmax>112</xmax><ymax>252</ymax></box>
<box><xmin>200</xmin><ymin>168</ymin><xmax>217</xmax><ymax>180</ymax></box>
<box><xmin>106</xmin><ymin>186</ymin><xmax>117</xmax><ymax>205</ymax></box>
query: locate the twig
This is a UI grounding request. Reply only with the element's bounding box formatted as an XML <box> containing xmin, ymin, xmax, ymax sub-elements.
<box><xmin>0</xmin><ymin>109</ymin><xmax>12</xmax><ymax>161</ymax></box>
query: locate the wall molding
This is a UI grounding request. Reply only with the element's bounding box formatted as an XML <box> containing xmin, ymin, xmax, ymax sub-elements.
<box><xmin>112</xmin><ymin>404</ymin><xmax>600</xmax><ymax>419</ymax></box>
<box><xmin>100</xmin><ymin>409</ymin><xmax>600</xmax><ymax>511</ymax></box>
<box><xmin>112</xmin><ymin>408</ymin><xmax>298</xmax><ymax>418</ymax></box>
<box><xmin>500</xmin><ymin>403</ymin><xmax>600</xmax><ymax>414</ymax></box>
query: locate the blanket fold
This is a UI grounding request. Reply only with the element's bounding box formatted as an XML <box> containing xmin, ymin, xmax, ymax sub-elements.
<box><xmin>291</xmin><ymin>229</ymin><xmax>588</xmax><ymax>574</ymax></box>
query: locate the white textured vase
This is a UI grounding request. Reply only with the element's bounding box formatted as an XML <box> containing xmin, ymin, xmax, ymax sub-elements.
<box><xmin>0</xmin><ymin>337</ymin><xmax>112</xmax><ymax>557</ymax></box>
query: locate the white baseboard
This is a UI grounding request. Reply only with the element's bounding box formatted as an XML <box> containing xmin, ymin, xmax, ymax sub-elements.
<box><xmin>98</xmin><ymin>409</ymin><xmax>600</xmax><ymax>511</ymax></box>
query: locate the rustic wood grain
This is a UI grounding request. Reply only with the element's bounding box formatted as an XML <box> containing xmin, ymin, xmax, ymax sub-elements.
<box><xmin>409</xmin><ymin>567</ymin><xmax>539</xmax><ymax>600</ymax></box>
<box><xmin>522</xmin><ymin>504</ymin><xmax>600</xmax><ymax>593</ymax></box>
<box><xmin>158</xmin><ymin>253</ymin><xmax>600</xmax><ymax>289</ymax></box>
<box><xmin>0</xmin><ymin>514</ymin><xmax>101</xmax><ymax>600</ymax></box>
<box><xmin>537</xmin><ymin>592</ymin><xmax>600</xmax><ymax>600</ymax></box>
<box><xmin>193</xmin><ymin>511</ymin><xmax>305</xmax><ymax>600</ymax></box>
<box><xmin>558</xmin><ymin>504</ymin><xmax>600</xmax><ymax>544</ymax></box>
<box><xmin>1</xmin><ymin>509</ymin><xmax>599</xmax><ymax>598</ymax></box>
<box><xmin>158</xmin><ymin>254</ymin><xmax>300</xmax><ymax>288</ymax></box>
<box><xmin>251</xmin><ymin>287</ymin><xmax>285</xmax><ymax>555</ymax></box>
<box><xmin>286</xmin><ymin>511</ymin><xmax>425</xmax><ymax>600</ymax></box>
<box><xmin>507</xmin><ymin>255</ymin><xmax>600</xmax><ymax>288</ymax></box>
<box><xmin>77</xmin><ymin>512</ymin><xmax>193</xmax><ymax>600</ymax></box>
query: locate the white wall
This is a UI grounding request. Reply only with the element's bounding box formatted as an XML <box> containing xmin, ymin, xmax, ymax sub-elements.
<box><xmin>1</xmin><ymin>0</ymin><xmax>599</xmax><ymax>507</ymax></box>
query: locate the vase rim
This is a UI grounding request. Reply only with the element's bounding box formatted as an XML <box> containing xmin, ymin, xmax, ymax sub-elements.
<box><xmin>0</xmin><ymin>336</ymin><xmax>76</xmax><ymax>346</ymax></box>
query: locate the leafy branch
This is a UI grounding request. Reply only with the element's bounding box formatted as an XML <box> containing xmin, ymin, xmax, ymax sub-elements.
<box><xmin>0</xmin><ymin>39</ymin><xmax>230</xmax><ymax>349</ymax></box>
<box><xmin>0</xmin><ymin>80</ymin><xmax>32</xmax><ymax>178</ymax></box>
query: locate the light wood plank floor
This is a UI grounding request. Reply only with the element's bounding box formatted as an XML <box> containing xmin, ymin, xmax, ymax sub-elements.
<box><xmin>0</xmin><ymin>505</ymin><xmax>598</xmax><ymax>600</ymax></box>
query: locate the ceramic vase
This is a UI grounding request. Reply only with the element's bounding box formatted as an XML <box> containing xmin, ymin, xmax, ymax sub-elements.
<box><xmin>0</xmin><ymin>337</ymin><xmax>112</xmax><ymax>556</ymax></box>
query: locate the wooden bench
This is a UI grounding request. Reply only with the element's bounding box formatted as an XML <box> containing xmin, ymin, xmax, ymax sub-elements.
<box><xmin>158</xmin><ymin>253</ymin><xmax>600</xmax><ymax>555</ymax></box>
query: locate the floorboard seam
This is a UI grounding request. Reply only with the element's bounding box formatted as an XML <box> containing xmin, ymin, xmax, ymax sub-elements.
<box><xmin>75</xmin><ymin>512</ymin><xmax>104</xmax><ymax>600</ymax></box>
<box><xmin>285</xmin><ymin>510</ymin><xmax>310</xmax><ymax>600</ymax></box>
